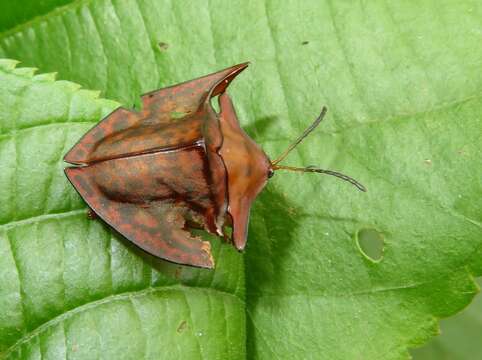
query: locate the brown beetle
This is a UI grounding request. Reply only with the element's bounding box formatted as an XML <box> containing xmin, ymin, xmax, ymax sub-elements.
<box><xmin>64</xmin><ymin>63</ymin><xmax>365</xmax><ymax>268</ymax></box>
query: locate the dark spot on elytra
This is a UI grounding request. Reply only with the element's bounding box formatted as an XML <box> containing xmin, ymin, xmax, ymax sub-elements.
<box><xmin>97</xmin><ymin>171</ymin><xmax>112</xmax><ymax>184</ymax></box>
<box><xmin>136</xmin><ymin>219</ymin><xmax>161</xmax><ymax>237</ymax></box>
<box><xmin>161</xmin><ymin>131</ymin><xmax>174</xmax><ymax>139</ymax></box>
<box><xmin>244</xmin><ymin>165</ymin><xmax>252</xmax><ymax>177</ymax></box>
<box><xmin>302</xmin><ymin>40</ymin><xmax>309</xmax><ymax>45</ymax></box>
<box><xmin>74</xmin><ymin>174</ymin><xmax>94</xmax><ymax>197</ymax></box>
<box><xmin>113</xmin><ymin>116</ymin><xmax>129</xmax><ymax>131</ymax></box>
<box><xmin>75</xmin><ymin>148</ymin><xmax>85</xmax><ymax>158</ymax></box>
<box><xmin>92</xmin><ymin>127</ymin><xmax>106</xmax><ymax>142</ymax></box>
<box><xmin>118</xmin><ymin>204</ymin><xmax>137</xmax><ymax>221</ymax></box>
<box><xmin>100</xmin><ymin>199</ymin><xmax>111</xmax><ymax>211</ymax></box>
<box><xmin>197</xmin><ymin>194</ymin><xmax>211</xmax><ymax>202</ymax></box>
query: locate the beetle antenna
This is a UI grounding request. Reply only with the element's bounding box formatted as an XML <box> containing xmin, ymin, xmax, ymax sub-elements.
<box><xmin>272</xmin><ymin>165</ymin><xmax>367</xmax><ymax>192</ymax></box>
<box><xmin>271</xmin><ymin>106</ymin><xmax>366</xmax><ymax>192</ymax></box>
<box><xmin>271</xmin><ymin>106</ymin><xmax>328</xmax><ymax>166</ymax></box>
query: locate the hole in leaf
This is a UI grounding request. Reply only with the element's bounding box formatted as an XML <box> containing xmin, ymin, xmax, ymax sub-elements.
<box><xmin>356</xmin><ymin>228</ymin><xmax>384</xmax><ymax>262</ymax></box>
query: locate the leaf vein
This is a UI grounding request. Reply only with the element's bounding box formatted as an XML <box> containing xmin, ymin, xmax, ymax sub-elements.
<box><xmin>1</xmin><ymin>285</ymin><xmax>243</xmax><ymax>359</ymax></box>
<box><xmin>0</xmin><ymin>209</ymin><xmax>87</xmax><ymax>230</ymax></box>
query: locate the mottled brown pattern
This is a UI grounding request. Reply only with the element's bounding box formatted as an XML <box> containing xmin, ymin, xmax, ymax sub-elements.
<box><xmin>64</xmin><ymin>63</ymin><xmax>273</xmax><ymax>268</ymax></box>
<box><xmin>218</xmin><ymin>93</ymin><xmax>271</xmax><ymax>250</ymax></box>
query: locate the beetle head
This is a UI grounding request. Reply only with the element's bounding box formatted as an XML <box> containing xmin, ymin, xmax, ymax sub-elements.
<box><xmin>217</xmin><ymin>100</ymin><xmax>366</xmax><ymax>251</ymax></box>
<box><xmin>210</xmin><ymin>64</ymin><xmax>365</xmax><ymax>252</ymax></box>
<box><xmin>218</xmin><ymin>92</ymin><xmax>272</xmax><ymax>251</ymax></box>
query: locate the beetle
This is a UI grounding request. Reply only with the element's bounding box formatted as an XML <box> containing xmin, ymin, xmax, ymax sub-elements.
<box><xmin>64</xmin><ymin>63</ymin><xmax>365</xmax><ymax>268</ymax></box>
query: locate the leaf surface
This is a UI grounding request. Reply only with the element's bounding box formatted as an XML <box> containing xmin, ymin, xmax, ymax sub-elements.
<box><xmin>0</xmin><ymin>1</ymin><xmax>481</xmax><ymax>359</ymax></box>
<box><xmin>0</xmin><ymin>0</ymin><xmax>76</xmax><ymax>33</ymax></box>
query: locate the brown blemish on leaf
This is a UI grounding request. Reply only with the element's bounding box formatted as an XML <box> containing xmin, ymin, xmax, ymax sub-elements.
<box><xmin>287</xmin><ymin>207</ymin><xmax>297</xmax><ymax>216</ymax></box>
<box><xmin>177</xmin><ymin>320</ymin><xmax>188</xmax><ymax>333</ymax></box>
<box><xmin>158</xmin><ymin>42</ymin><xmax>169</xmax><ymax>50</ymax></box>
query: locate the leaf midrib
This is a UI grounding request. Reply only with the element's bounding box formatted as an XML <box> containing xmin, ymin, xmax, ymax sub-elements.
<box><xmin>247</xmin><ymin>269</ymin><xmax>477</xmax><ymax>299</ymax></box>
<box><xmin>0</xmin><ymin>121</ymin><xmax>96</xmax><ymax>141</ymax></box>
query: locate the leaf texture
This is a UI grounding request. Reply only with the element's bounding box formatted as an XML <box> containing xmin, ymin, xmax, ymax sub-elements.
<box><xmin>0</xmin><ymin>1</ymin><xmax>481</xmax><ymax>359</ymax></box>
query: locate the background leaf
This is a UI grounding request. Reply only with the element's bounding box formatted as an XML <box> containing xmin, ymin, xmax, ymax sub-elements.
<box><xmin>411</xmin><ymin>278</ymin><xmax>482</xmax><ymax>359</ymax></box>
<box><xmin>0</xmin><ymin>1</ymin><xmax>481</xmax><ymax>359</ymax></box>
<box><xmin>0</xmin><ymin>0</ymin><xmax>76</xmax><ymax>33</ymax></box>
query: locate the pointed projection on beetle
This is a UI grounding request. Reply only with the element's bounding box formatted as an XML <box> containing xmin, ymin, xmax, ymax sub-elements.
<box><xmin>64</xmin><ymin>63</ymin><xmax>365</xmax><ymax>269</ymax></box>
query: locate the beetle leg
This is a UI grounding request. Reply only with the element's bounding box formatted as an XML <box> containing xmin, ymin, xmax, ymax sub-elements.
<box><xmin>87</xmin><ymin>209</ymin><xmax>98</xmax><ymax>220</ymax></box>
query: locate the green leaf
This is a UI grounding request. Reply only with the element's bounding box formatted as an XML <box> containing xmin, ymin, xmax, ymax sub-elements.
<box><xmin>0</xmin><ymin>1</ymin><xmax>481</xmax><ymax>359</ymax></box>
<box><xmin>0</xmin><ymin>0</ymin><xmax>76</xmax><ymax>33</ymax></box>
<box><xmin>411</xmin><ymin>278</ymin><xmax>482</xmax><ymax>359</ymax></box>
<box><xmin>0</xmin><ymin>60</ymin><xmax>245</xmax><ymax>359</ymax></box>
